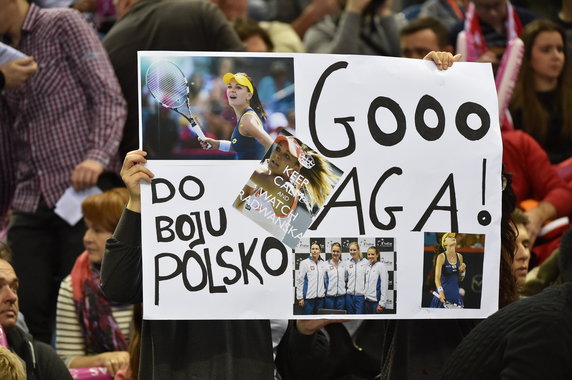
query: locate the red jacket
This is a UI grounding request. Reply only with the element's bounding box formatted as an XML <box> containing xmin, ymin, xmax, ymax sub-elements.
<box><xmin>502</xmin><ymin>130</ymin><xmax>572</xmax><ymax>219</ymax></box>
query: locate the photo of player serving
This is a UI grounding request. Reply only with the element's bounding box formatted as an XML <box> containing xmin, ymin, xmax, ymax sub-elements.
<box><xmin>234</xmin><ymin>132</ymin><xmax>342</xmax><ymax>247</ymax></box>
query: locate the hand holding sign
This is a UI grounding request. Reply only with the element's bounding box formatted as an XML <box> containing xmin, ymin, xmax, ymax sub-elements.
<box><xmin>121</xmin><ymin>150</ymin><xmax>154</xmax><ymax>213</ymax></box>
<box><xmin>423</xmin><ymin>51</ymin><xmax>462</xmax><ymax>70</ymax></box>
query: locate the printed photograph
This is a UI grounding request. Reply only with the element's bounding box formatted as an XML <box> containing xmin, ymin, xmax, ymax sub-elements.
<box><xmin>139</xmin><ymin>55</ymin><xmax>294</xmax><ymax>160</ymax></box>
<box><xmin>233</xmin><ymin>131</ymin><xmax>343</xmax><ymax>248</ymax></box>
<box><xmin>292</xmin><ymin>237</ymin><xmax>397</xmax><ymax>316</ymax></box>
<box><xmin>421</xmin><ymin>232</ymin><xmax>485</xmax><ymax>309</ymax></box>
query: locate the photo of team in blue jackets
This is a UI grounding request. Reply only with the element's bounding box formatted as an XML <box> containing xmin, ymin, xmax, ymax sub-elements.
<box><xmin>293</xmin><ymin>237</ymin><xmax>397</xmax><ymax>315</ymax></box>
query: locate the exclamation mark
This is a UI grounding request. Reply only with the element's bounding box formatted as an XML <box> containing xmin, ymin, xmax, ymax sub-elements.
<box><xmin>477</xmin><ymin>158</ymin><xmax>492</xmax><ymax>226</ymax></box>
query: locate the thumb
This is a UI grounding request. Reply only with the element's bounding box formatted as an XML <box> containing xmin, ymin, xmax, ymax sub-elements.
<box><xmin>453</xmin><ymin>54</ymin><xmax>462</xmax><ymax>62</ymax></box>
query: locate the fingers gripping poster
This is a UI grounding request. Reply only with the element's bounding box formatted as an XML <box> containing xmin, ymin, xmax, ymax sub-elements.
<box><xmin>138</xmin><ymin>51</ymin><xmax>502</xmax><ymax>320</ymax></box>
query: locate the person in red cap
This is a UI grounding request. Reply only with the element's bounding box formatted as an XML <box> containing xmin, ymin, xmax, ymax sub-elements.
<box><xmin>200</xmin><ymin>72</ymin><xmax>274</xmax><ymax>160</ymax></box>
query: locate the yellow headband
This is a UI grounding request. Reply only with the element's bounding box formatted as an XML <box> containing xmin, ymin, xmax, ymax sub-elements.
<box><xmin>223</xmin><ymin>72</ymin><xmax>254</xmax><ymax>94</ymax></box>
<box><xmin>441</xmin><ymin>233</ymin><xmax>456</xmax><ymax>248</ymax></box>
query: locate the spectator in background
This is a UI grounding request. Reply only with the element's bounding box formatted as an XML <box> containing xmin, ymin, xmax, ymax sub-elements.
<box><xmin>1</xmin><ymin>0</ymin><xmax>126</xmax><ymax>343</ymax></box>
<box><xmin>305</xmin><ymin>0</ymin><xmax>402</xmax><ymax>56</ymax></box>
<box><xmin>511</xmin><ymin>209</ymin><xmax>530</xmax><ymax>290</ymax></box>
<box><xmin>233</xmin><ymin>17</ymin><xmax>274</xmax><ymax>52</ymax></box>
<box><xmin>419</xmin><ymin>0</ymin><xmax>467</xmax><ymax>29</ymax></box>
<box><xmin>451</xmin><ymin>0</ymin><xmax>536</xmax><ymax>70</ymax></box>
<box><xmin>103</xmin><ymin>0</ymin><xmax>244</xmax><ymax>158</ymax></box>
<box><xmin>56</xmin><ymin>188</ymin><xmax>133</xmax><ymax>377</ymax></box>
<box><xmin>501</xmin><ymin>130</ymin><xmax>572</xmax><ymax>262</ymax></box>
<box><xmin>0</xmin><ymin>245</ymin><xmax>73</xmax><ymax>379</ymax></box>
<box><xmin>400</xmin><ymin>17</ymin><xmax>453</xmax><ymax>58</ymax></box>
<box><xmin>216</xmin><ymin>0</ymin><xmax>305</xmax><ymax>53</ymax></box>
<box><xmin>260</xmin><ymin>0</ymin><xmax>339</xmax><ymax>38</ymax></box>
<box><xmin>510</xmin><ymin>20</ymin><xmax>572</xmax><ymax>165</ymax></box>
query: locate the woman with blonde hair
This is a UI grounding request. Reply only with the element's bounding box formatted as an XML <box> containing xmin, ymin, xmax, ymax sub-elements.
<box><xmin>430</xmin><ymin>233</ymin><xmax>466</xmax><ymax>308</ymax></box>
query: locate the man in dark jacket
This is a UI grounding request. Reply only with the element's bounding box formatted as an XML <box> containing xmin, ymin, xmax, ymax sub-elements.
<box><xmin>0</xmin><ymin>248</ymin><xmax>72</xmax><ymax>379</ymax></box>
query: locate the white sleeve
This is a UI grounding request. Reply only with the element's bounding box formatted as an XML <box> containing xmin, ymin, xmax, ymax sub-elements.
<box><xmin>55</xmin><ymin>276</ymin><xmax>85</xmax><ymax>367</ymax></box>
<box><xmin>296</xmin><ymin>260</ymin><xmax>307</xmax><ymax>300</ymax></box>
<box><xmin>378</xmin><ymin>263</ymin><xmax>389</xmax><ymax>308</ymax></box>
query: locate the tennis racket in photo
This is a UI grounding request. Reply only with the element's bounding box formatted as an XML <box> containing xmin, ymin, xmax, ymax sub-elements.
<box><xmin>145</xmin><ymin>60</ymin><xmax>211</xmax><ymax>148</ymax></box>
<box><xmin>431</xmin><ymin>291</ymin><xmax>463</xmax><ymax>309</ymax></box>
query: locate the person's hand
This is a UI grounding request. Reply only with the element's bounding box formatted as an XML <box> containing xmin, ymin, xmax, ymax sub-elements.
<box><xmin>438</xmin><ymin>290</ymin><xmax>445</xmax><ymax>303</ymax></box>
<box><xmin>345</xmin><ymin>0</ymin><xmax>372</xmax><ymax>14</ymax></box>
<box><xmin>376</xmin><ymin>305</ymin><xmax>383</xmax><ymax>313</ymax></box>
<box><xmin>298</xmin><ymin>299</ymin><xmax>304</xmax><ymax>308</ymax></box>
<box><xmin>95</xmin><ymin>351</ymin><xmax>129</xmax><ymax>377</ymax></box>
<box><xmin>423</xmin><ymin>51</ymin><xmax>462</xmax><ymax>70</ymax></box>
<box><xmin>120</xmin><ymin>150</ymin><xmax>154</xmax><ymax>213</ymax></box>
<box><xmin>296</xmin><ymin>319</ymin><xmax>349</xmax><ymax>335</ymax></box>
<box><xmin>525</xmin><ymin>202</ymin><xmax>557</xmax><ymax>247</ymax></box>
<box><xmin>459</xmin><ymin>262</ymin><xmax>466</xmax><ymax>273</ymax></box>
<box><xmin>1</xmin><ymin>57</ymin><xmax>38</xmax><ymax>90</ymax></box>
<box><xmin>199</xmin><ymin>137</ymin><xmax>218</xmax><ymax>150</ymax></box>
<box><xmin>71</xmin><ymin>159</ymin><xmax>104</xmax><ymax>191</ymax></box>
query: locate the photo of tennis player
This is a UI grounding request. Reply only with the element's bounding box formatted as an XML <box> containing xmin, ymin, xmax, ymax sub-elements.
<box><xmin>295</xmin><ymin>242</ymin><xmax>326</xmax><ymax>315</ymax></box>
<box><xmin>364</xmin><ymin>247</ymin><xmax>389</xmax><ymax>314</ymax></box>
<box><xmin>199</xmin><ymin>72</ymin><xmax>274</xmax><ymax>159</ymax></box>
<box><xmin>233</xmin><ymin>131</ymin><xmax>343</xmax><ymax>248</ymax></box>
<box><xmin>139</xmin><ymin>56</ymin><xmax>294</xmax><ymax>159</ymax></box>
<box><xmin>421</xmin><ymin>232</ymin><xmax>485</xmax><ymax>309</ymax></box>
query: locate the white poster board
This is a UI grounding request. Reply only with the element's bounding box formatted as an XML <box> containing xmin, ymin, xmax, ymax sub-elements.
<box><xmin>138</xmin><ymin>51</ymin><xmax>502</xmax><ymax>320</ymax></box>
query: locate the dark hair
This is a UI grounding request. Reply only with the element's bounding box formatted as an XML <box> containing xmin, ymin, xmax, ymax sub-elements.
<box><xmin>331</xmin><ymin>242</ymin><xmax>341</xmax><ymax>250</ymax></box>
<box><xmin>511</xmin><ymin>208</ymin><xmax>529</xmax><ymax>227</ymax></box>
<box><xmin>400</xmin><ymin>17</ymin><xmax>450</xmax><ymax>49</ymax></box>
<box><xmin>233</xmin><ymin>17</ymin><xmax>274</xmax><ymax>51</ymax></box>
<box><xmin>499</xmin><ymin>168</ymin><xmax>518</xmax><ymax>308</ymax></box>
<box><xmin>510</xmin><ymin>19</ymin><xmax>572</xmax><ymax>145</ymax></box>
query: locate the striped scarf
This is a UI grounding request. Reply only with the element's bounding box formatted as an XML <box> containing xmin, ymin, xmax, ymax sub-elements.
<box><xmin>71</xmin><ymin>251</ymin><xmax>127</xmax><ymax>353</ymax></box>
